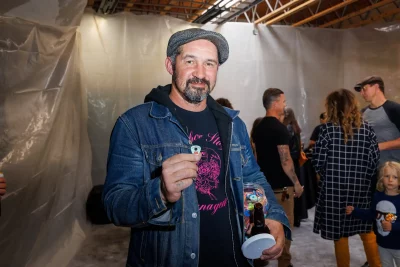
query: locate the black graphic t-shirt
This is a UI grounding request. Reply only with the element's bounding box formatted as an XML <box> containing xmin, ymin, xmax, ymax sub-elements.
<box><xmin>173</xmin><ymin>104</ymin><xmax>250</xmax><ymax>267</ymax></box>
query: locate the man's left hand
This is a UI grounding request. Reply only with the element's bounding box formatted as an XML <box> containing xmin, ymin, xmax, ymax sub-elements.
<box><xmin>260</xmin><ymin>219</ymin><xmax>285</xmax><ymax>261</ymax></box>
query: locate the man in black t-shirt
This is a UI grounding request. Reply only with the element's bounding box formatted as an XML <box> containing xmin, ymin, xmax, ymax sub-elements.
<box><xmin>253</xmin><ymin>88</ymin><xmax>304</xmax><ymax>267</ymax></box>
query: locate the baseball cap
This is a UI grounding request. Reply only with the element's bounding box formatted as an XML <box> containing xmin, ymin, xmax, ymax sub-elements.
<box><xmin>167</xmin><ymin>28</ymin><xmax>229</xmax><ymax>65</ymax></box>
<box><xmin>354</xmin><ymin>76</ymin><xmax>384</xmax><ymax>92</ymax></box>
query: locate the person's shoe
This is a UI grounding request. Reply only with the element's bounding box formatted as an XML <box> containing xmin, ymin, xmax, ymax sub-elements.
<box><xmin>361</xmin><ymin>262</ymin><xmax>369</xmax><ymax>267</ymax></box>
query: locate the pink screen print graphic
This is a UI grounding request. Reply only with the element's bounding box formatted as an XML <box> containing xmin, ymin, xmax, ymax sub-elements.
<box><xmin>195</xmin><ymin>147</ymin><xmax>221</xmax><ymax>200</ymax></box>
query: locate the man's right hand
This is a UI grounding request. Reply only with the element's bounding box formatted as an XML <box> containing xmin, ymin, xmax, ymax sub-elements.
<box><xmin>294</xmin><ymin>182</ymin><xmax>303</xmax><ymax>198</ymax></box>
<box><xmin>160</xmin><ymin>153</ymin><xmax>201</xmax><ymax>203</ymax></box>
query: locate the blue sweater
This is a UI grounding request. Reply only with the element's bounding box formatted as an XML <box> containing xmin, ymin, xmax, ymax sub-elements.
<box><xmin>352</xmin><ymin>191</ymin><xmax>400</xmax><ymax>249</ymax></box>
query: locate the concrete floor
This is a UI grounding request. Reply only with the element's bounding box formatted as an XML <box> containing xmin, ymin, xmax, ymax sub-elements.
<box><xmin>68</xmin><ymin>208</ymin><xmax>370</xmax><ymax>267</ymax></box>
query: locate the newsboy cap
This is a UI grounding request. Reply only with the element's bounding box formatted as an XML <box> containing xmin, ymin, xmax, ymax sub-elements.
<box><xmin>354</xmin><ymin>75</ymin><xmax>384</xmax><ymax>92</ymax></box>
<box><xmin>167</xmin><ymin>28</ymin><xmax>229</xmax><ymax>65</ymax></box>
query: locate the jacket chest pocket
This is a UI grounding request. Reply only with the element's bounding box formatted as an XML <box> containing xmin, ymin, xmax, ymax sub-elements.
<box><xmin>230</xmin><ymin>143</ymin><xmax>248</xmax><ymax>180</ymax></box>
<box><xmin>231</xmin><ymin>143</ymin><xmax>248</xmax><ymax>166</ymax></box>
<box><xmin>142</xmin><ymin>145</ymin><xmax>185</xmax><ymax>179</ymax></box>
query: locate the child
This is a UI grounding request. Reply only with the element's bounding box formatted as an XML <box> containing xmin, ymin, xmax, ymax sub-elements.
<box><xmin>346</xmin><ymin>161</ymin><xmax>400</xmax><ymax>267</ymax></box>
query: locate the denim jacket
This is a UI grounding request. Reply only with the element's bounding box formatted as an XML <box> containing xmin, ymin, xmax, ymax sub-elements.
<box><xmin>103</xmin><ymin>85</ymin><xmax>291</xmax><ymax>267</ymax></box>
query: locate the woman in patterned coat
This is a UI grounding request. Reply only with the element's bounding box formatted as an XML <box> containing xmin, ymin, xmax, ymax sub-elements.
<box><xmin>312</xmin><ymin>89</ymin><xmax>381</xmax><ymax>267</ymax></box>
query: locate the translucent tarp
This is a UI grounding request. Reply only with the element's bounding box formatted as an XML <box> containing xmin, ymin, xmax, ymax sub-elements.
<box><xmin>0</xmin><ymin>11</ymin><xmax>91</xmax><ymax>267</ymax></box>
<box><xmin>80</xmin><ymin>10</ymin><xmax>198</xmax><ymax>185</ymax></box>
<box><xmin>1</xmin><ymin>0</ymin><xmax>86</xmax><ymax>26</ymax></box>
<box><xmin>1</xmin><ymin>4</ymin><xmax>400</xmax><ymax>266</ymax></box>
<box><xmin>80</xmin><ymin>11</ymin><xmax>400</xmax><ymax>185</ymax></box>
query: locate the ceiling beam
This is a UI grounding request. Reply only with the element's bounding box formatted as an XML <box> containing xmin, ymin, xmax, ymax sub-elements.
<box><xmin>292</xmin><ymin>0</ymin><xmax>359</xmax><ymax>27</ymax></box>
<box><xmin>274</xmin><ymin>0</ymin><xmax>281</xmax><ymax>10</ymax></box>
<box><xmin>124</xmin><ymin>0</ymin><xmax>136</xmax><ymax>11</ymax></box>
<box><xmin>264</xmin><ymin>0</ymin><xmax>319</xmax><ymax>25</ymax></box>
<box><xmin>117</xmin><ymin>2</ymin><xmax>208</xmax><ymax>9</ymax></box>
<box><xmin>254</xmin><ymin>0</ymin><xmax>305</xmax><ymax>25</ymax></box>
<box><xmin>265</xmin><ymin>0</ymin><xmax>274</xmax><ymax>12</ymax></box>
<box><xmin>188</xmin><ymin>0</ymin><xmax>219</xmax><ymax>22</ymax></box>
<box><xmin>219</xmin><ymin>0</ymin><xmax>264</xmax><ymax>24</ymax></box>
<box><xmin>129</xmin><ymin>7</ymin><xmax>191</xmax><ymax>15</ymax></box>
<box><xmin>119</xmin><ymin>0</ymin><xmax>214</xmax><ymax>4</ymax></box>
<box><xmin>319</xmin><ymin>0</ymin><xmax>394</xmax><ymax>28</ymax></box>
<box><xmin>315</xmin><ymin>0</ymin><xmax>322</xmax><ymax>13</ymax></box>
<box><xmin>161</xmin><ymin>0</ymin><xmax>180</xmax><ymax>15</ymax></box>
<box><xmin>344</xmin><ymin>6</ymin><xmax>400</xmax><ymax>28</ymax></box>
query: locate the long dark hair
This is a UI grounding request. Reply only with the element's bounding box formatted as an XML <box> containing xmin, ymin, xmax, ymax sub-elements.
<box><xmin>216</xmin><ymin>98</ymin><xmax>233</xmax><ymax>109</ymax></box>
<box><xmin>250</xmin><ymin>117</ymin><xmax>263</xmax><ymax>142</ymax></box>
<box><xmin>283</xmin><ymin>108</ymin><xmax>301</xmax><ymax>135</ymax></box>
<box><xmin>250</xmin><ymin>117</ymin><xmax>263</xmax><ymax>157</ymax></box>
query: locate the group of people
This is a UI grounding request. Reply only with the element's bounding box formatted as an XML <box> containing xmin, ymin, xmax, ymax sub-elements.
<box><xmin>247</xmin><ymin>77</ymin><xmax>400</xmax><ymax>267</ymax></box>
<box><xmin>102</xmin><ymin>27</ymin><xmax>400</xmax><ymax>267</ymax></box>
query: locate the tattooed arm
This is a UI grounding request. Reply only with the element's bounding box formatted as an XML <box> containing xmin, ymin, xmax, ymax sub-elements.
<box><xmin>277</xmin><ymin>145</ymin><xmax>303</xmax><ymax>197</ymax></box>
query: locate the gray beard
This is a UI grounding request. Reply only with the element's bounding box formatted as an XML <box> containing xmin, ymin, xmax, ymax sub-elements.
<box><xmin>182</xmin><ymin>85</ymin><xmax>209</xmax><ymax>104</ymax></box>
<box><xmin>173</xmin><ymin>74</ymin><xmax>212</xmax><ymax>104</ymax></box>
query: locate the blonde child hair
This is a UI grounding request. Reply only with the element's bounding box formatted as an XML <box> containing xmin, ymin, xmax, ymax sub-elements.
<box><xmin>376</xmin><ymin>161</ymin><xmax>400</xmax><ymax>193</ymax></box>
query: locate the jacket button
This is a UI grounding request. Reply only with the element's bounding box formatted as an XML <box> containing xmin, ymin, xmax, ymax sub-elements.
<box><xmin>190</xmin><ymin>253</ymin><xmax>196</xmax><ymax>259</ymax></box>
<box><xmin>191</xmin><ymin>213</ymin><xmax>197</xmax><ymax>218</ymax></box>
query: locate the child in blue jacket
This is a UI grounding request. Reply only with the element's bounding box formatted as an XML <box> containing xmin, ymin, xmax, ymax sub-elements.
<box><xmin>347</xmin><ymin>161</ymin><xmax>400</xmax><ymax>267</ymax></box>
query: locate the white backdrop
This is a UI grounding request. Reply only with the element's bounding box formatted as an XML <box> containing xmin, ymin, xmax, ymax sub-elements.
<box><xmin>80</xmin><ymin>10</ymin><xmax>400</xmax><ymax>185</ymax></box>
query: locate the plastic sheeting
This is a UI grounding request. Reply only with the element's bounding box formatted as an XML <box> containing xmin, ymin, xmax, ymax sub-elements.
<box><xmin>204</xmin><ymin>23</ymin><xmax>400</xmax><ymax>143</ymax></box>
<box><xmin>80</xmin><ymin>10</ymin><xmax>197</xmax><ymax>186</ymax></box>
<box><xmin>1</xmin><ymin>0</ymin><xmax>86</xmax><ymax>26</ymax></box>
<box><xmin>80</xmin><ymin>11</ymin><xmax>400</xmax><ymax>185</ymax></box>
<box><xmin>0</xmin><ymin>14</ymin><xmax>92</xmax><ymax>267</ymax></box>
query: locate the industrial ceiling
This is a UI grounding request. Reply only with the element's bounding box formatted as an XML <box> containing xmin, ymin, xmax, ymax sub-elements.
<box><xmin>87</xmin><ymin>0</ymin><xmax>400</xmax><ymax>28</ymax></box>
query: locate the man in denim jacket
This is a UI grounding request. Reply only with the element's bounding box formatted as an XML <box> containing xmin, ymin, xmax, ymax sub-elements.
<box><xmin>103</xmin><ymin>28</ymin><xmax>291</xmax><ymax>267</ymax></box>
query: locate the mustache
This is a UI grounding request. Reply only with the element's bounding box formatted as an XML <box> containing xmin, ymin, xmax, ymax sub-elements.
<box><xmin>186</xmin><ymin>77</ymin><xmax>210</xmax><ymax>88</ymax></box>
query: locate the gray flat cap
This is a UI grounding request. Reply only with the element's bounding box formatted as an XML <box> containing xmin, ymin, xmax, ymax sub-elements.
<box><xmin>167</xmin><ymin>28</ymin><xmax>229</xmax><ymax>65</ymax></box>
<box><xmin>354</xmin><ymin>75</ymin><xmax>384</xmax><ymax>92</ymax></box>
